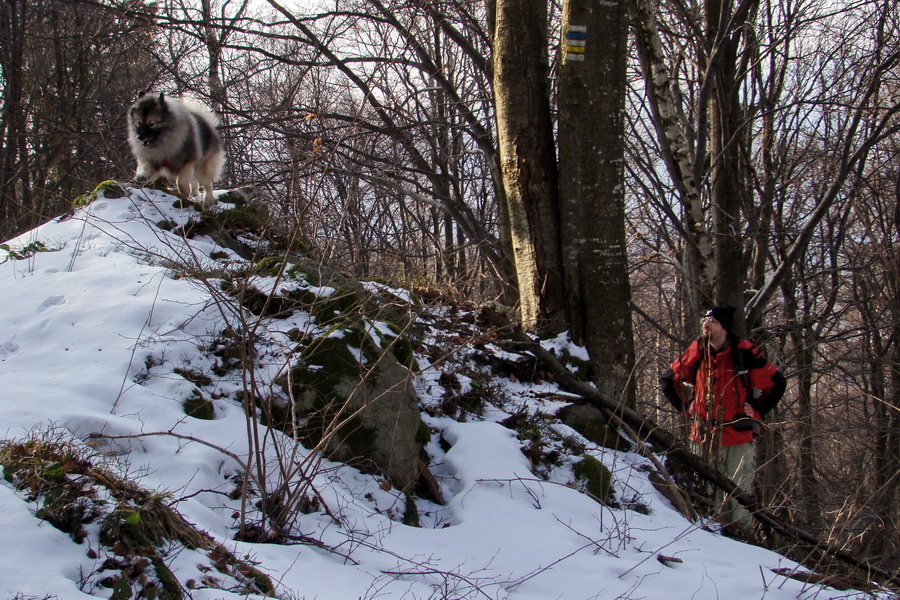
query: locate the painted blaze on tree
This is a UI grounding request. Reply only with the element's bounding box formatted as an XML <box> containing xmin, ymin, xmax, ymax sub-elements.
<box><xmin>558</xmin><ymin>0</ymin><xmax>636</xmax><ymax>407</ymax></box>
<box><xmin>491</xmin><ymin>0</ymin><xmax>636</xmax><ymax>406</ymax></box>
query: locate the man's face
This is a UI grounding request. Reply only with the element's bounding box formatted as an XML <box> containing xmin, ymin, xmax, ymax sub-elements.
<box><xmin>701</xmin><ymin>316</ymin><xmax>725</xmax><ymax>339</ymax></box>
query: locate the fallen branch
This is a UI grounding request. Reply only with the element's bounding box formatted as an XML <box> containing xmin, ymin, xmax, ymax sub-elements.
<box><xmin>610</xmin><ymin>414</ymin><xmax>695</xmax><ymax>522</ymax></box>
<box><xmin>478</xmin><ymin>308</ymin><xmax>900</xmax><ymax>588</ymax></box>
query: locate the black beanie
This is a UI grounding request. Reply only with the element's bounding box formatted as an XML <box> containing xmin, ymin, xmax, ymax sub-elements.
<box><xmin>705</xmin><ymin>306</ymin><xmax>736</xmax><ymax>334</ymax></box>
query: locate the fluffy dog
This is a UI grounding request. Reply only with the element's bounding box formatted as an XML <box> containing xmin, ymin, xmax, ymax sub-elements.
<box><xmin>127</xmin><ymin>92</ymin><xmax>225</xmax><ymax>207</ymax></box>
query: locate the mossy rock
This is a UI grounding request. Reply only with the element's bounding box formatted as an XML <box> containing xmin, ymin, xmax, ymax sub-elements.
<box><xmin>287</xmin><ymin>286</ymin><xmax>362</xmax><ymax>324</ymax></box>
<box><xmin>286</xmin><ymin>326</ymin><xmax>384</xmax><ymax>456</ymax></box>
<box><xmin>559</xmin><ymin>348</ymin><xmax>596</xmax><ymax>381</ymax></box>
<box><xmin>286</xmin><ymin>324</ymin><xmax>427</xmax><ymax>493</ymax></box>
<box><xmin>241</xmin><ymin>261</ymin><xmax>366</xmax><ymax>324</ymax></box>
<box><xmin>558</xmin><ymin>403</ymin><xmax>632</xmax><ymax>452</ymax></box>
<box><xmin>215</xmin><ymin>185</ymin><xmax>259</xmax><ymax>207</ymax></box>
<box><xmin>291</xmin><ymin>325</ymin><xmax>383</xmax><ymax>404</ymax></box>
<box><xmin>176</xmin><ymin>204</ymin><xmax>269</xmax><ymax>242</ymax></box>
<box><xmin>252</xmin><ymin>394</ymin><xmax>293</xmax><ymax>431</ymax></box>
<box><xmin>573</xmin><ymin>454</ymin><xmax>613</xmax><ymax>503</ymax></box>
<box><xmin>231</xmin><ymin>284</ymin><xmax>302</xmax><ymax>319</ymax></box>
<box><xmin>172</xmin><ymin>197</ymin><xmax>204</xmax><ymax>211</ymax></box>
<box><xmin>379</xmin><ymin>321</ymin><xmax>417</xmax><ymax>371</ymax></box>
<box><xmin>253</xmin><ymin>256</ymin><xmax>289</xmax><ymax>277</ymax></box>
<box><xmin>416</xmin><ymin>420</ymin><xmax>433</xmax><ymax>448</ymax></box>
<box><xmin>183</xmin><ymin>392</ymin><xmax>215</xmax><ymax>420</ymax></box>
<box><xmin>73</xmin><ymin>180</ymin><xmax>128</xmax><ymax>208</ymax></box>
<box><xmin>216</xmin><ymin>204</ymin><xmax>270</xmax><ymax>231</ymax></box>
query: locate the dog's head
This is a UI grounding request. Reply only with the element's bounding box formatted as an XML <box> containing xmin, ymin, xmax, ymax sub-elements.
<box><xmin>129</xmin><ymin>92</ymin><xmax>172</xmax><ymax>148</ymax></box>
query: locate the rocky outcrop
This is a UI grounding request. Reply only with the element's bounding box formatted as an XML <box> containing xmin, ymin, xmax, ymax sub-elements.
<box><xmin>288</xmin><ymin>322</ymin><xmax>429</xmax><ymax>494</ymax></box>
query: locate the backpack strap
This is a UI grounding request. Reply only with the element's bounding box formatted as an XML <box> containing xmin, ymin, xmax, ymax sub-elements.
<box><xmin>726</xmin><ymin>337</ymin><xmax>764</xmax><ymax>433</ymax></box>
<box><xmin>731</xmin><ymin>339</ymin><xmax>752</xmax><ymax>397</ymax></box>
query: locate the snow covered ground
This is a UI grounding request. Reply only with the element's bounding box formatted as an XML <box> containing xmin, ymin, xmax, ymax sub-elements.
<box><xmin>0</xmin><ymin>187</ymin><xmax>885</xmax><ymax>599</ymax></box>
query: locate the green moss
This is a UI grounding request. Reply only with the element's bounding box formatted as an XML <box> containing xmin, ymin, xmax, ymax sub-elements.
<box><xmin>244</xmin><ymin>260</ymin><xmax>365</xmax><ymax>324</ymax></box>
<box><xmin>402</xmin><ymin>493</ymin><xmax>420</xmax><ymax>527</ymax></box>
<box><xmin>379</xmin><ymin>322</ymin><xmax>417</xmax><ymax>370</ymax></box>
<box><xmin>291</xmin><ymin>287</ymin><xmax>362</xmax><ymax>322</ymax></box>
<box><xmin>560</xmin><ymin>349</ymin><xmax>596</xmax><ymax>381</ymax></box>
<box><xmin>292</xmin><ymin>327</ymin><xmax>378</xmax><ymax>398</ymax></box>
<box><xmin>573</xmin><ymin>455</ymin><xmax>613</xmax><ymax>503</ymax></box>
<box><xmin>286</xmin><ymin>264</ymin><xmax>311</xmax><ymax>280</ymax></box>
<box><xmin>216</xmin><ymin>204</ymin><xmax>270</xmax><ymax>231</ymax></box>
<box><xmin>287</xmin><ymin>323</ymin><xmax>418</xmax><ymax>475</ymax></box>
<box><xmin>72</xmin><ymin>180</ymin><xmax>127</xmax><ymax>208</ymax></box>
<box><xmin>336</xmin><ymin>416</ymin><xmax>378</xmax><ymax>462</ymax></box>
<box><xmin>415</xmin><ymin>421</ymin><xmax>432</xmax><ymax>448</ymax></box>
<box><xmin>172</xmin><ymin>197</ymin><xmax>202</xmax><ymax>210</ymax></box>
<box><xmin>144</xmin><ymin>178</ymin><xmax>170</xmax><ymax>192</ymax></box>
<box><xmin>183</xmin><ymin>392</ymin><xmax>215</xmax><ymax>420</ymax></box>
<box><xmin>254</xmin><ymin>256</ymin><xmax>289</xmax><ymax>277</ymax></box>
<box><xmin>149</xmin><ymin>553</ymin><xmax>183</xmax><ymax>599</ymax></box>
<box><xmin>255</xmin><ymin>395</ymin><xmax>293</xmax><ymax>431</ymax></box>
<box><xmin>237</xmin><ymin>563</ymin><xmax>276</xmax><ymax>595</ymax></box>
<box><xmin>215</xmin><ymin>189</ymin><xmax>248</xmax><ymax>206</ymax></box>
<box><xmin>285</xmin><ymin>326</ymin><xmax>383</xmax><ymax>450</ymax></box>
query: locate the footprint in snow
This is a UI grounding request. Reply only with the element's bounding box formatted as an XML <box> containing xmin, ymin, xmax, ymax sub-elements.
<box><xmin>37</xmin><ymin>295</ymin><xmax>67</xmax><ymax>312</ymax></box>
<box><xmin>0</xmin><ymin>341</ymin><xmax>21</xmax><ymax>359</ymax></box>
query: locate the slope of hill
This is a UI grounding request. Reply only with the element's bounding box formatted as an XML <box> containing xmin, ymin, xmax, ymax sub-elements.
<box><xmin>0</xmin><ymin>185</ymin><xmax>885</xmax><ymax>599</ymax></box>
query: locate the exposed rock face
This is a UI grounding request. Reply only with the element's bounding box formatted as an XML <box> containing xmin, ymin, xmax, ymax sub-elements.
<box><xmin>344</xmin><ymin>347</ymin><xmax>424</xmax><ymax>492</ymax></box>
<box><xmin>558</xmin><ymin>403</ymin><xmax>632</xmax><ymax>452</ymax></box>
<box><xmin>227</xmin><ymin>244</ymin><xmax>433</xmax><ymax>498</ymax></box>
<box><xmin>290</xmin><ymin>323</ymin><xmax>427</xmax><ymax>494</ymax></box>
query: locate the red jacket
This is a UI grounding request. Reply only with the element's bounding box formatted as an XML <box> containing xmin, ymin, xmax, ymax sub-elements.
<box><xmin>660</xmin><ymin>336</ymin><xmax>785</xmax><ymax>446</ymax></box>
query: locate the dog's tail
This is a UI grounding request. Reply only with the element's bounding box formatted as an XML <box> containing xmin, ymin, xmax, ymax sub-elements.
<box><xmin>181</xmin><ymin>98</ymin><xmax>220</xmax><ymax>129</ymax></box>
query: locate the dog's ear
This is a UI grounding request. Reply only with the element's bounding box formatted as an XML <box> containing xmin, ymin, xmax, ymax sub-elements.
<box><xmin>138</xmin><ymin>90</ymin><xmax>147</xmax><ymax>99</ymax></box>
<box><xmin>159</xmin><ymin>92</ymin><xmax>166</xmax><ymax>107</ymax></box>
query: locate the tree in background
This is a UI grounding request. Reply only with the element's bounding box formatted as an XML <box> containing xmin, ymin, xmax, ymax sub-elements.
<box><xmin>628</xmin><ymin>0</ymin><xmax>899</xmax><ymax>568</ymax></box>
<box><xmin>0</xmin><ymin>0</ymin><xmax>158</xmax><ymax>239</ymax></box>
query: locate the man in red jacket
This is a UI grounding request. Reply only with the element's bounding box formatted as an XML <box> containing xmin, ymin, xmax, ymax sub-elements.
<box><xmin>660</xmin><ymin>306</ymin><xmax>786</xmax><ymax>531</ymax></box>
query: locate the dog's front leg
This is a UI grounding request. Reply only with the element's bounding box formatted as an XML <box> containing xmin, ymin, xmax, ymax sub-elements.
<box><xmin>175</xmin><ymin>163</ymin><xmax>197</xmax><ymax>199</ymax></box>
<box><xmin>134</xmin><ymin>160</ymin><xmax>159</xmax><ymax>185</ymax></box>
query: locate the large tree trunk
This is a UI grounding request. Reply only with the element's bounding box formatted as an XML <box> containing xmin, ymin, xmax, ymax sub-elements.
<box><xmin>705</xmin><ymin>0</ymin><xmax>754</xmax><ymax>333</ymax></box>
<box><xmin>492</xmin><ymin>0</ymin><xmax>566</xmax><ymax>334</ymax></box>
<box><xmin>558</xmin><ymin>0</ymin><xmax>635</xmax><ymax>405</ymax></box>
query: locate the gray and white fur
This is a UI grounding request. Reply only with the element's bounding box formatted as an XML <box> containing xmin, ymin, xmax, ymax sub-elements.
<box><xmin>127</xmin><ymin>92</ymin><xmax>224</xmax><ymax>206</ymax></box>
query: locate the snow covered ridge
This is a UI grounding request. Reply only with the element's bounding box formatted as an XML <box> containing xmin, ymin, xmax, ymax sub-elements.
<box><xmin>0</xmin><ymin>185</ymin><xmax>888</xmax><ymax>599</ymax></box>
